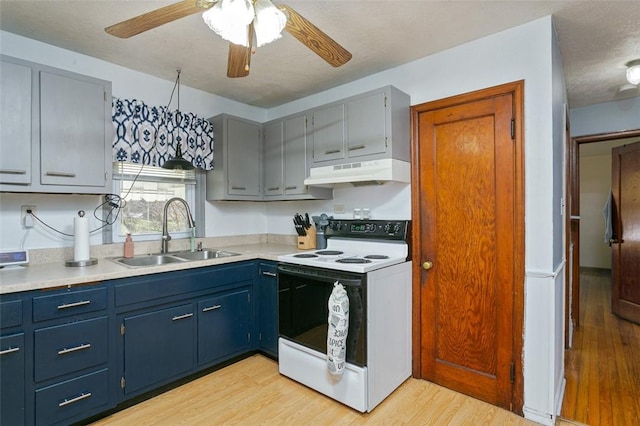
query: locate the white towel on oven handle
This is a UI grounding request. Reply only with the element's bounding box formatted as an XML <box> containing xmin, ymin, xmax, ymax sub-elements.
<box><xmin>327</xmin><ymin>281</ymin><xmax>349</xmax><ymax>378</ymax></box>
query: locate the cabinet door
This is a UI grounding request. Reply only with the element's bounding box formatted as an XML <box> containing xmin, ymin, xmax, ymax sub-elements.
<box><xmin>198</xmin><ymin>287</ymin><xmax>252</xmax><ymax>365</ymax></box>
<box><xmin>0</xmin><ymin>59</ymin><xmax>32</xmax><ymax>184</ymax></box>
<box><xmin>257</xmin><ymin>263</ymin><xmax>278</xmax><ymax>357</ymax></box>
<box><xmin>121</xmin><ymin>304</ymin><xmax>194</xmax><ymax>396</ymax></box>
<box><xmin>283</xmin><ymin>114</ymin><xmax>308</xmax><ymax>196</ymax></box>
<box><xmin>40</xmin><ymin>70</ymin><xmax>108</xmax><ymax>188</ymax></box>
<box><xmin>1</xmin><ymin>333</ymin><xmax>25</xmax><ymax>426</ymax></box>
<box><xmin>263</xmin><ymin>121</ymin><xmax>284</xmax><ymax>197</ymax></box>
<box><xmin>227</xmin><ymin>117</ymin><xmax>261</xmax><ymax>196</ymax></box>
<box><xmin>312</xmin><ymin>103</ymin><xmax>345</xmax><ymax>163</ymax></box>
<box><xmin>346</xmin><ymin>90</ymin><xmax>387</xmax><ymax>158</ymax></box>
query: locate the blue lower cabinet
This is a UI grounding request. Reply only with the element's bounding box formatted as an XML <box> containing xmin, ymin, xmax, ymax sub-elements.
<box><xmin>257</xmin><ymin>262</ymin><xmax>278</xmax><ymax>357</ymax></box>
<box><xmin>121</xmin><ymin>303</ymin><xmax>195</xmax><ymax>397</ymax></box>
<box><xmin>35</xmin><ymin>368</ymin><xmax>110</xmax><ymax>426</ymax></box>
<box><xmin>1</xmin><ymin>333</ymin><xmax>25</xmax><ymax>425</ymax></box>
<box><xmin>198</xmin><ymin>286</ymin><xmax>252</xmax><ymax>365</ymax></box>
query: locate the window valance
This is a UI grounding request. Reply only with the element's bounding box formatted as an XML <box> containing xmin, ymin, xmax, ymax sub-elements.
<box><xmin>112</xmin><ymin>97</ymin><xmax>214</xmax><ymax>170</ymax></box>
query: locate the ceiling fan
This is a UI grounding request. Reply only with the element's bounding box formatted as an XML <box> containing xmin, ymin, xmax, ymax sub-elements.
<box><xmin>105</xmin><ymin>0</ymin><xmax>352</xmax><ymax>78</ymax></box>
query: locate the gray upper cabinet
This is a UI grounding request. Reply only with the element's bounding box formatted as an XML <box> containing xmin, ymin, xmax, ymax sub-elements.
<box><xmin>262</xmin><ymin>113</ymin><xmax>331</xmax><ymax>201</ymax></box>
<box><xmin>0</xmin><ymin>59</ymin><xmax>32</xmax><ymax>185</ymax></box>
<box><xmin>311</xmin><ymin>103</ymin><xmax>345</xmax><ymax>163</ymax></box>
<box><xmin>0</xmin><ymin>55</ymin><xmax>112</xmax><ymax>194</ymax></box>
<box><xmin>263</xmin><ymin>121</ymin><xmax>284</xmax><ymax>198</ymax></box>
<box><xmin>311</xmin><ymin>86</ymin><xmax>410</xmax><ymax>166</ymax></box>
<box><xmin>207</xmin><ymin>114</ymin><xmax>262</xmax><ymax>200</ymax></box>
<box><xmin>40</xmin><ymin>71</ymin><xmax>110</xmax><ymax>188</ymax></box>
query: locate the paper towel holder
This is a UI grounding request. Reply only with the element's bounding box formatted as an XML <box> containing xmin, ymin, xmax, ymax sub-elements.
<box><xmin>65</xmin><ymin>210</ymin><xmax>98</xmax><ymax>267</ymax></box>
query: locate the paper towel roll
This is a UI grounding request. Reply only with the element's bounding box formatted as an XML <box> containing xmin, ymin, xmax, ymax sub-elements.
<box><xmin>73</xmin><ymin>211</ymin><xmax>90</xmax><ymax>261</ymax></box>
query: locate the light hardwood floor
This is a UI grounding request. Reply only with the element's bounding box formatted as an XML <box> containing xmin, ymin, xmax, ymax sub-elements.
<box><xmin>91</xmin><ymin>268</ymin><xmax>640</xmax><ymax>425</ymax></box>
<box><xmin>560</xmin><ymin>268</ymin><xmax>640</xmax><ymax>425</ymax></box>
<box><xmin>91</xmin><ymin>355</ymin><xmax>535</xmax><ymax>425</ymax></box>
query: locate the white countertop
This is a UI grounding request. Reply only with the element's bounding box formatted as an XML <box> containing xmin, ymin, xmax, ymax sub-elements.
<box><xmin>0</xmin><ymin>243</ymin><xmax>295</xmax><ymax>294</ymax></box>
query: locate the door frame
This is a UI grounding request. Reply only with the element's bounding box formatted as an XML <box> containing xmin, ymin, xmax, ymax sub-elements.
<box><xmin>410</xmin><ymin>80</ymin><xmax>525</xmax><ymax>414</ymax></box>
<box><xmin>567</xmin><ymin>128</ymin><xmax>640</xmax><ymax>337</ymax></box>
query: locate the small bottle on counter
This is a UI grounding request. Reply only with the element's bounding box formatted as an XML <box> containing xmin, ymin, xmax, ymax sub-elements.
<box><xmin>124</xmin><ymin>233</ymin><xmax>134</xmax><ymax>258</ymax></box>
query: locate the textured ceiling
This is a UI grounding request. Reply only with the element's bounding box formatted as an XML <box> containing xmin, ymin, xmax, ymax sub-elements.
<box><xmin>1</xmin><ymin>0</ymin><xmax>639</xmax><ymax>108</ymax></box>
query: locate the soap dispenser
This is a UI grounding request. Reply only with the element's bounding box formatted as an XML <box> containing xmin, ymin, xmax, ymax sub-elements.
<box><xmin>124</xmin><ymin>233</ymin><xmax>134</xmax><ymax>258</ymax></box>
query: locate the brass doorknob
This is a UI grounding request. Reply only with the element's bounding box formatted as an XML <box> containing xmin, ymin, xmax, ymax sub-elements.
<box><xmin>422</xmin><ymin>261</ymin><xmax>433</xmax><ymax>270</ymax></box>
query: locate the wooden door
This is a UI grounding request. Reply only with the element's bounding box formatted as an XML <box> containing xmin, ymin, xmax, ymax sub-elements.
<box><xmin>611</xmin><ymin>141</ymin><xmax>640</xmax><ymax>324</ymax></box>
<box><xmin>411</xmin><ymin>81</ymin><xmax>524</xmax><ymax>412</ymax></box>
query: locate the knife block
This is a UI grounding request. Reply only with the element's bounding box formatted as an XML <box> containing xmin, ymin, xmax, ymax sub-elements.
<box><xmin>297</xmin><ymin>226</ymin><xmax>317</xmax><ymax>250</ymax></box>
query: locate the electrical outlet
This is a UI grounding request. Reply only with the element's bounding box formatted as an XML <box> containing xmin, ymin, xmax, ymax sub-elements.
<box><xmin>334</xmin><ymin>204</ymin><xmax>345</xmax><ymax>214</ymax></box>
<box><xmin>21</xmin><ymin>205</ymin><xmax>36</xmax><ymax>227</ymax></box>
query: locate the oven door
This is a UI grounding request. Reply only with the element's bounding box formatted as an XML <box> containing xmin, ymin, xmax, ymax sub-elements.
<box><xmin>277</xmin><ymin>263</ymin><xmax>367</xmax><ymax>367</ymax></box>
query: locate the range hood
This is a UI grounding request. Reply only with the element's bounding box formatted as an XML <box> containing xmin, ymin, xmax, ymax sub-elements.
<box><xmin>304</xmin><ymin>158</ymin><xmax>411</xmax><ymax>187</ymax></box>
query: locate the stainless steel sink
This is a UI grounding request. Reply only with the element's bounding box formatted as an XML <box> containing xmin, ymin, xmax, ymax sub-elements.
<box><xmin>172</xmin><ymin>249</ymin><xmax>240</xmax><ymax>261</ymax></box>
<box><xmin>111</xmin><ymin>249</ymin><xmax>240</xmax><ymax>268</ymax></box>
<box><xmin>112</xmin><ymin>254</ymin><xmax>187</xmax><ymax>268</ymax></box>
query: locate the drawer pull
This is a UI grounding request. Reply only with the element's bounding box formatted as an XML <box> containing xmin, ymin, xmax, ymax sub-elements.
<box><xmin>231</xmin><ymin>186</ymin><xmax>246</xmax><ymax>190</ymax></box>
<box><xmin>262</xmin><ymin>271</ymin><xmax>277</xmax><ymax>277</ymax></box>
<box><xmin>58</xmin><ymin>343</ymin><xmax>91</xmax><ymax>355</ymax></box>
<box><xmin>59</xmin><ymin>392</ymin><xmax>92</xmax><ymax>407</ymax></box>
<box><xmin>324</xmin><ymin>149</ymin><xmax>341</xmax><ymax>155</ymax></box>
<box><xmin>45</xmin><ymin>171</ymin><xmax>77</xmax><ymax>178</ymax></box>
<box><xmin>285</xmin><ymin>186</ymin><xmax>297</xmax><ymax>190</ymax></box>
<box><xmin>202</xmin><ymin>304</ymin><xmax>222</xmax><ymax>312</ymax></box>
<box><xmin>267</xmin><ymin>186</ymin><xmax>280</xmax><ymax>191</ymax></box>
<box><xmin>172</xmin><ymin>313</ymin><xmax>194</xmax><ymax>321</ymax></box>
<box><xmin>57</xmin><ymin>300</ymin><xmax>91</xmax><ymax>310</ymax></box>
<box><xmin>348</xmin><ymin>144</ymin><xmax>366</xmax><ymax>151</ymax></box>
<box><xmin>0</xmin><ymin>169</ymin><xmax>27</xmax><ymax>175</ymax></box>
<box><xmin>0</xmin><ymin>346</ymin><xmax>20</xmax><ymax>356</ymax></box>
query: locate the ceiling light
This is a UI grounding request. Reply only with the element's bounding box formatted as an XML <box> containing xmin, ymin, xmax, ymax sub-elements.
<box><xmin>202</xmin><ymin>0</ymin><xmax>286</xmax><ymax>47</ymax></box>
<box><xmin>162</xmin><ymin>69</ymin><xmax>194</xmax><ymax>171</ymax></box>
<box><xmin>626</xmin><ymin>59</ymin><xmax>640</xmax><ymax>85</ymax></box>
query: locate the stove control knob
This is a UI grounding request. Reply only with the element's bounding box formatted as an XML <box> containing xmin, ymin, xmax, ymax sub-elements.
<box><xmin>384</xmin><ymin>223</ymin><xmax>392</xmax><ymax>233</ymax></box>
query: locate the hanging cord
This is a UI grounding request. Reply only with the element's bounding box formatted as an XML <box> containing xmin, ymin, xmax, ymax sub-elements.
<box><xmin>25</xmin><ymin>161</ymin><xmax>148</xmax><ymax>236</ymax></box>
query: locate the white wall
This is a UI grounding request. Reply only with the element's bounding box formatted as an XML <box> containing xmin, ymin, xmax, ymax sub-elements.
<box><xmin>1</xmin><ymin>16</ymin><xmax>568</xmax><ymax>423</ymax></box>
<box><xmin>579</xmin><ymin>154</ymin><xmax>612</xmax><ymax>268</ymax></box>
<box><xmin>570</xmin><ymin>97</ymin><xmax>640</xmax><ymax>137</ymax></box>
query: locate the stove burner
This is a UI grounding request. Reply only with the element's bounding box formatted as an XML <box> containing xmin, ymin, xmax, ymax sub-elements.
<box><xmin>364</xmin><ymin>255</ymin><xmax>390</xmax><ymax>260</ymax></box>
<box><xmin>336</xmin><ymin>258</ymin><xmax>372</xmax><ymax>264</ymax></box>
<box><xmin>294</xmin><ymin>254</ymin><xmax>319</xmax><ymax>258</ymax></box>
<box><xmin>315</xmin><ymin>250</ymin><xmax>344</xmax><ymax>256</ymax></box>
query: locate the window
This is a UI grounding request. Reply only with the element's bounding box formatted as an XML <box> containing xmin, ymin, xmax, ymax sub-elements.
<box><xmin>111</xmin><ymin>162</ymin><xmax>197</xmax><ymax>243</ymax></box>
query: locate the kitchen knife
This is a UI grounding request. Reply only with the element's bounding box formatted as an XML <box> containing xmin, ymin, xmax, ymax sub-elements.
<box><xmin>293</xmin><ymin>218</ymin><xmax>304</xmax><ymax>236</ymax></box>
<box><xmin>304</xmin><ymin>213</ymin><xmax>311</xmax><ymax>228</ymax></box>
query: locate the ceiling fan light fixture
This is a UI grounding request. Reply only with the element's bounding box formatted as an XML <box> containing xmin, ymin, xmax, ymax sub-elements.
<box><xmin>626</xmin><ymin>59</ymin><xmax>640</xmax><ymax>85</ymax></box>
<box><xmin>253</xmin><ymin>0</ymin><xmax>287</xmax><ymax>47</ymax></box>
<box><xmin>202</xmin><ymin>0</ymin><xmax>255</xmax><ymax>46</ymax></box>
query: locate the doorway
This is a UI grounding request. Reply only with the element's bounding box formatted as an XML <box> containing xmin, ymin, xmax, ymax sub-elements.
<box><xmin>410</xmin><ymin>81</ymin><xmax>524</xmax><ymax>414</ymax></box>
<box><xmin>566</xmin><ymin>129</ymin><xmax>640</xmax><ymax>338</ymax></box>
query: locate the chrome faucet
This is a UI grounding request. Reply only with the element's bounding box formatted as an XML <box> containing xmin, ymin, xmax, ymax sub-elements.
<box><xmin>161</xmin><ymin>197</ymin><xmax>196</xmax><ymax>254</ymax></box>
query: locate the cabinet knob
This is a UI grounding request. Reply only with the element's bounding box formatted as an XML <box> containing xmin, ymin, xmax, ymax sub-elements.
<box><xmin>422</xmin><ymin>261</ymin><xmax>433</xmax><ymax>270</ymax></box>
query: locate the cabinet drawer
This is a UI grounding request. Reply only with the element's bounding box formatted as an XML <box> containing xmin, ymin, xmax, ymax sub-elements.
<box><xmin>33</xmin><ymin>286</ymin><xmax>106</xmax><ymax>322</ymax></box>
<box><xmin>34</xmin><ymin>316</ymin><xmax>108</xmax><ymax>382</ymax></box>
<box><xmin>35</xmin><ymin>368</ymin><xmax>109</xmax><ymax>426</ymax></box>
<box><xmin>0</xmin><ymin>299</ymin><xmax>23</xmax><ymax>328</ymax></box>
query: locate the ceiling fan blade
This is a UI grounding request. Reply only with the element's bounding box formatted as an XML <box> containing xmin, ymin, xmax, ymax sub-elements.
<box><xmin>105</xmin><ymin>0</ymin><xmax>208</xmax><ymax>39</ymax></box>
<box><xmin>279</xmin><ymin>5</ymin><xmax>352</xmax><ymax>67</ymax></box>
<box><xmin>227</xmin><ymin>24</ymin><xmax>254</xmax><ymax>78</ymax></box>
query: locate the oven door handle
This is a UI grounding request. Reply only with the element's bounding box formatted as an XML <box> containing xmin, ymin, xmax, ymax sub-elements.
<box><xmin>278</xmin><ymin>267</ymin><xmax>361</xmax><ymax>287</ymax></box>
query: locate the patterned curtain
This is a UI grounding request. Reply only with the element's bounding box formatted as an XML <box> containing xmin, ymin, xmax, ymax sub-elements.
<box><xmin>112</xmin><ymin>98</ymin><xmax>215</xmax><ymax>170</ymax></box>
